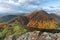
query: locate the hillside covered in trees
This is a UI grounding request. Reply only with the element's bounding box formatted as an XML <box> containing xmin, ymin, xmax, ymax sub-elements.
<box><xmin>0</xmin><ymin>10</ymin><xmax>60</xmax><ymax>40</ymax></box>
<box><xmin>26</xmin><ymin>10</ymin><xmax>60</xmax><ymax>29</ymax></box>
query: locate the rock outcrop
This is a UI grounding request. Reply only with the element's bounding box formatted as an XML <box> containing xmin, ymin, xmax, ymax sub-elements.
<box><xmin>4</xmin><ymin>34</ymin><xmax>16</xmax><ymax>40</ymax></box>
<box><xmin>5</xmin><ymin>31</ymin><xmax>60</xmax><ymax>40</ymax></box>
<box><xmin>17</xmin><ymin>31</ymin><xmax>40</xmax><ymax>40</ymax></box>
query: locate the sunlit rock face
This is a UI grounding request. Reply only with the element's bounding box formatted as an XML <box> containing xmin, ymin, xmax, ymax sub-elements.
<box><xmin>27</xmin><ymin>10</ymin><xmax>59</xmax><ymax>29</ymax></box>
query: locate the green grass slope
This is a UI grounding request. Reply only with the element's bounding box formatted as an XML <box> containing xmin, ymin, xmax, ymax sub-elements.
<box><xmin>0</xmin><ymin>21</ymin><xmax>28</xmax><ymax>40</ymax></box>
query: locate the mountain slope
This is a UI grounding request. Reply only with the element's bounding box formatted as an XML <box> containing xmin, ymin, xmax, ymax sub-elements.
<box><xmin>0</xmin><ymin>15</ymin><xmax>29</xmax><ymax>28</ymax></box>
<box><xmin>25</xmin><ymin>10</ymin><xmax>52</xmax><ymax>20</ymax></box>
<box><xmin>50</xmin><ymin>13</ymin><xmax>60</xmax><ymax>20</ymax></box>
<box><xmin>50</xmin><ymin>13</ymin><xmax>60</xmax><ymax>24</ymax></box>
<box><xmin>17</xmin><ymin>15</ymin><xmax>29</xmax><ymax>25</ymax></box>
<box><xmin>0</xmin><ymin>15</ymin><xmax>17</xmax><ymax>23</ymax></box>
<box><xmin>27</xmin><ymin>10</ymin><xmax>59</xmax><ymax>29</ymax></box>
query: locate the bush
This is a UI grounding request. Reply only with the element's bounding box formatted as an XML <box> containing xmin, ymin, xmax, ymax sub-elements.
<box><xmin>0</xmin><ymin>25</ymin><xmax>13</xmax><ymax>40</ymax></box>
<box><xmin>0</xmin><ymin>21</ymin><xmax>28</xmax><ymax>40</ymax></box>
<box><xmin>12</xmin><ymin>21</ymin><xmax>28</xmax><ymax>38</ymax></box>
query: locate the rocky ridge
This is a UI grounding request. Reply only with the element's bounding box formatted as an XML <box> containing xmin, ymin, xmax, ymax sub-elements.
<box><xmin>5</xmin><ymin>31</ymin><xmax>60</xmax><ymax>40</ymax></box>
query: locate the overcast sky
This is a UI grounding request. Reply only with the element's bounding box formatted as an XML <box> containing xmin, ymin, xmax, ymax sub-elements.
<box><xmin>0</xmin><ymin>0</ymin><xmax>60</xmax><ymax>14</ymax></box>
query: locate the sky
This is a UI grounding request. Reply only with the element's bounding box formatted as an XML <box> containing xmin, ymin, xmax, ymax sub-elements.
<box><xmin>0</xmin><ymin>0</ymin><xmax>60</xmax><ymax>14</ymax></box>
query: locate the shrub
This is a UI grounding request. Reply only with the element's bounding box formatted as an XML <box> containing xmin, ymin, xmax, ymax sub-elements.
<box><xmin>12</xmin><ymin>21</ymin><xmax>28</xmax><ymax>38</ymax></box>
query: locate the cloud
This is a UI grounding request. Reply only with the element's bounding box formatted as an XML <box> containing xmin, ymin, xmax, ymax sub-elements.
<box><xmin>20</xmin><ymin>0</ymin><xmax>44</xmax><ymax>5</ymax></box>
<box><xmin>0</xmin><ymin>0</ymin><xmax>21</xmax><ymax>6</ymax></box>
<box><xmin>6</xmin><ymin>0</ymin><xmax>21</xmax><ymax>6</ymax></box>
<box><xmin>18</xmin><ymin>0</ymin><xmax>26</xmax><ymax>3</ymax></box>
<box><xmin>0</xmin><ymin>6</ymin><xmax>11</xmax><ymax>13</ymax></box>
<box><xmin>42</xmin><ymin>6</ymin><xmax>60</xmax><ymax>10</ymax></box>
<box><xmin>18</xmin><ymin>10</ymin><xmax>24</xmax><ymax>13</ymax></box>
<box><xmin>26</xmin><ymin>0</ymin><xmax>42</xmax><ymax>4</ymax></box>
<box><xmin>0</xmin><ymin>0</ymin><xmax>60</xmax><ymax>13</ymax></box>
<box><xmin>7</xmin><ymin>0</ymin><xmax>20</xmax><ymax>6</ymax></box>
<box><xmin>0</xmin><ymin>5</ymin><xmax>24</xmax><ymax>13</ymax></box>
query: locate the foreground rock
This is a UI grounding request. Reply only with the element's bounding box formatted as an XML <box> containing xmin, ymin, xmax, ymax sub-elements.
<box><xmin>17</xmin><ymin>31</ymin><xmax>40</xmax><ymax>40</ymax></box>
<box><xmin>4</xmin><ymin>34</ymin><xmax>16</xmax><ymax>40</ymax></box>
<box><xmin>17</xmin><ymin>31</ymin><xmax>60</xmax><ymax>40</ymax></box>
<box><xmin>38</xmin><ymin>32</ymin><xmax>60</xmax><ymax>40</ymax></box>
<box><xmin>5</xmin><ymin>31</ymin><xmax>60</xmax><ymax>40</ymax></box>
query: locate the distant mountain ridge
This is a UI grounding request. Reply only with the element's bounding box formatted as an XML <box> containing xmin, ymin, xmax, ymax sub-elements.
<box><xmin>50</xmin><ymin>13</ymin><xmax>60</xmax><ymax>20</ymax></box>
<box><xmin>0</xmin><ymin>15</ymin><xmax>17</xmax><ymax>23</ymax></box>
<box><xmin>0</xmin><ymin>10</ymin><xmax>60</xmax><ymax>30</ymax></box>
<box><xmin>55</xmin><ymin>13</ymin><xmax>60</xmax><ymax>16</ymax></box>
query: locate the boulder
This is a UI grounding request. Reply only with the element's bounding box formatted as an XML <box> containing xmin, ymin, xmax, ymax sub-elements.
<box><xmin>17</xmin><ymin>31</ymin><xmax>40</xmax><ymax>40</ymax></box>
